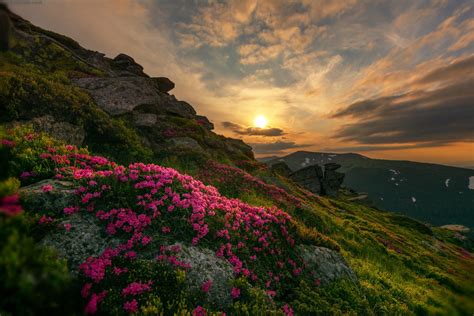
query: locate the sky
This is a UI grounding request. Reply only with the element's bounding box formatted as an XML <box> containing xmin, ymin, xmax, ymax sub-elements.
<box><xmin>9</xmin><ymin>0</ymin><xmax>474</xmax><ymax>166</ymax></box>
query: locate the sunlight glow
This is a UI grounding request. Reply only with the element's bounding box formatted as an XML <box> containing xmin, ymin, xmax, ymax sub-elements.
<box><xmin>254</xmin><ymin>115</ymin><xmax>268</xmax><ymax>128</ymax></box>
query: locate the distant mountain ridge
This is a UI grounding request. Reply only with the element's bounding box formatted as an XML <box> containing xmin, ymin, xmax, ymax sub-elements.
<box><xmin>262</xmin><ymin>151</ymin><xmax>474</xmax><ymax>229</ymax></box>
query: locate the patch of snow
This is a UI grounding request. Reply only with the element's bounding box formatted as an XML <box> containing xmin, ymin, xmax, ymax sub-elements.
<box><xmin>328</xmin><ymin>157</ymin><xmax>332</xmax><ymax>161</ymax></box>
<box><xmin>395</xmin><ymin>183</ymin><xmax>399</xmax><ymax>186</ymax></box>
<box><xmin>411</xmin><ymin>197</ymin><xmax>416</xmax><ymax>203</ymax></box>
<box><xmin>305</xmin><ymin>157</ymin><xmax>310</xmax><ymax>164</ymax></box>
<box><xmin>389</xmin><ymin>169</ymin><xmax>400</xmax><ymax>175</ymax></box>
<box><xmin>469</xmin><ymin>176</ymin><xmax>474</xmax><ymax>190</ymax></box>
<box><xmin>390</xmin><ymin>177</ymin><xmax>395</xmax><ymax>181</ymax></box>
<box><xmin>445</xmin><ymin>178</ymin><xmax>450</xmax><ymax>187</ymax></box>
<box><xmin>329</xmin><ymin>154</ymin><xmax>337</xmax><ymax>157</ymax></box>
<box><xmin>380</xmin><ymin>197</ymin><xmax>384</xmax><ymax>201</ymax></box>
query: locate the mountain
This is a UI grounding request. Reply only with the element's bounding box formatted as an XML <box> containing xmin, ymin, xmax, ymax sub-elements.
<box><xmin>1</xmin><ymin>5</ymin><xmax>473</xmax><ymax>315</ymax></box>
<box><xmin>263</xmin><ymin>151</ymin><xmax>474</xmax><ymax>229</ymax></box>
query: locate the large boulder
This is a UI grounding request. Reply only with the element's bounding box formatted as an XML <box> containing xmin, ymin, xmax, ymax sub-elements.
<box><xmin>73</xmin><ymin>77</ymin><xmax>196</xmax><ymax>118</ymax></box>
<box><xmin>195</xmin><ymin>115</ymin><xmax>214</xmax><ymax>130</ymax></box>
<box><xmin>289</xmin><ymin>165</ymin><xmax>324</xmax><ymax>194</ymax></box>
<box><xmin>153</xmin><ymin>77</ymin><xmax>175</xmax><ymax>93</ymax></box>
<box><xmin>271</xmin><ymin>161</ymin><xmax>292</xmax><ymax>177</ymax></box>
<box><xmin>166</xmin><ymin>137</ymin><xmax>204</xmax><ymax>153</ymax></box>
<box><xmin>0</xmin><ymin>5</ymin><xmax>11</xmax><ymax>51</ymax></box>
<box><xmin>20</xmin><ymin>180</ymin><xmax>76</xmax><ymax>214</ymax></box>
<box><xmin>297</xmin><ymin>245</ymin><xmax>357</xmax><ymax>286</ymax></box>
<box><xmin>322</xmin><ymin>163</ymin><xmax>345</xmax><ymax>196</ymax></box>
<box><xmin>29</xmin><ymin>115</ymin><xmax>85</xmax><ymax>146</ymax></box>
<box><xmin>174</xmin><ymin>244</ymin><xmax>234</xmax><ymax>309</ymax></box>
<box><xmin>111</xmin><ymin>53</ymin><xmax>147</xmax><ymax>77</ymax></box>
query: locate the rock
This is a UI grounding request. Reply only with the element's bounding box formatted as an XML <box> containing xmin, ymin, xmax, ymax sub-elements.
<box><xmin>322</xmin><ymin>163</ymin><xmax>344</xmax><ymax>196</ymax></box>
<box><xmin>133</xmin><ymin>112</ymin><xmax>158</xmax><ymax>127</ymax></box>
<box><xmin>224</xmin><ymin>138</ymin><xmax>254</xmax><ymax>159</ymax></box>
<box><xmin>153</xmin><ymin>77</ymin><xmax>175</xmax><ymax>93</ymax></box>
<box><xmin>271</xmin><ymin>161</ymin><xmax>292</xmax><ymax>177</ymax></box>
<box><xmin>42</xmin><ymin>213</ymin><xmax>118</xmax><ymax>272</ymax></box>
<box><xmin>174</xmin><ymin>244</ymin><xmax>234</xmax><ymax>309</ymax></box>
<box><xmin>20</xmin><ymin>180</ymin><xmax>76</xmax><ymax>214</ymax></box>
<box><xmin>30</xmin><ymin>115</ymin><xmax>85</xmax><ymax>146</ymax></box>
<box><xmin>0</xmin><ymin>5</ymin><xmax>11</xmax><ymax>51</ymax></box>
<box><xmin>167</xmin><ymin>137</ymin><xmax>203</xmax><ymax>153</ymax></box>
<box><xmin>289</xmin><ymin>165</ymin><xmax>324</xmax><ymax>194</ymax></box>
<box><xmin>74</xmin><ymin>77</ymin><xmax>197</xmax><ymax>118</ymax></box>
<box><xmin>195</xmin><ymin>115</ymin><xmax>214</xmax><ymax>130</ymax></box>
<box><xmin>111</xmin><ymin>53</ymin><xmax>146</xmax><ymax>77</ymax></box>
<box><xmin>297</xmin><ymin>245</ymin><xmax>357</xmax><ymax>286</ymax></box>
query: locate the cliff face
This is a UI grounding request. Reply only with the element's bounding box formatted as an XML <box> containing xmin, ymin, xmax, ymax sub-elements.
<box><xmin>0</xmin><ymin>5</ymin><xmax>253</xmax><ymax>165</ymax></box>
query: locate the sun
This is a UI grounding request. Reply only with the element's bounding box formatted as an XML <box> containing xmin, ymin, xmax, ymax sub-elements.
<box><xmin>254</xmin><ymin>115</ymin><xmax>268</xmax><ymax>128</ymax></box>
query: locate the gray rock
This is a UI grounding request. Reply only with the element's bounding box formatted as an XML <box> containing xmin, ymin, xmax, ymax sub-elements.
<box><xmin>20</xmin><ymin>180</ymin><xmax>76</xmax><ymax>214</ymax></box>
<box><xmin>111</xmin><ymin>53</ymin><xmax>146</xmax><ymax>77</ymax></box>
<box><xmin>166</xmin><ymin>137</ymin><xmax>203</xmax><ymax>153</ymax></box>
<box><xmin>153</xmin><ymin>77</ymin><xmax>175</xmax><ymax>93</ymax></box>
<box><xmin>42</xmin><ymin>213</ymin><xmax>117</xmax><ymax>272</ymax></box>
<box><xmin>174</xmin><ymin>244</ymin><xmax>234</xmax><ymax>309</ymax></box>
<box><xmin>289</xmin><ymin>165</ymin><xmax>324</xmax><ymax>194</ymax></box>
<box><xmin>30</xmin><ymin>115</ymin><xmax>85</xmax><ymax>146</ymax></box>
<box><xmin>297</xmin><ymin>245</ymin><xmax>357</xmax><ymax>286</ymax></box>
<box><xmin>133</xmin><ymin>112</ymin><xmax>158</xmax><ymax>127</ymax></box>
<box><xmin>0</xmin><ymin>6</ymin><xmax>11</xmax><ymax>51</ymax></box>
<box><xmin>74</xmin><ymin>77</ymin><xmax>197</xmax><ymax>118</ymax></box>
<box><xmin>322</xmin><ymin>163</ymin><xmax>345</xmax><ymax>196</ymax></box>
<box><xmin>271</xmin><ymin>161</ymin><xmax>292</xmax><ymax>177</ymax></box>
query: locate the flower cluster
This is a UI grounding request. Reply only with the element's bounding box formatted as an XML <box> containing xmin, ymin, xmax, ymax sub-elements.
<box><xmin>0</xmin><ymin>194</ymin><xmax>22</xmax><ymax>216</ymax></box>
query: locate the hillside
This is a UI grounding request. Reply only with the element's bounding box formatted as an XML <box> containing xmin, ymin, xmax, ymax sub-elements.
<box><xmin>1</xmin><ymin>5</ymin><xmax>474</xmax><ymax>316</ymax></box>
<box><xmin>263</xmin><ymin>151</ymin><xmax>474</xmax><ymax>229</ymax></box>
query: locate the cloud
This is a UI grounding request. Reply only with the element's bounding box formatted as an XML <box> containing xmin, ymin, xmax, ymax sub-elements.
<box><xmin>222</xmin><ymin>121</ymin><xmax>285</xmax><ymax>137</ymax></box>
<box><xmin>332</xmin><ymin>55</ymin><xmax>474</xmax><ymax>146</ymax></box>
<box><xmin>249</xmin><ymin>140</ymin><xmax>312</xmax><ymax>154</ymax></box>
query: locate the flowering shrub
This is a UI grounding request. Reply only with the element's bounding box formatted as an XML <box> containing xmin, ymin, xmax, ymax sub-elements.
<box><xmin>2</xmin><ymin>127</ymin><xmax>302</xmax><ymax>315</ymax></box>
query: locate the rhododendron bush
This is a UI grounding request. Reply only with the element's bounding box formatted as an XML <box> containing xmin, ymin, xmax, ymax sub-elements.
<box><xmin>2</xmin><ymin>126</ymin><xmax>306</xmax><ymax>315</ymax></box>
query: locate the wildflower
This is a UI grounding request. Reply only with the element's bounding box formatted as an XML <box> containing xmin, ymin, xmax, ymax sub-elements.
<box><xmin>81</xmin><ymin>283</ymin><xmax>92</xmax><ymax>298</ymax></box>
<box><xmin>193</xmin><ymin>306</ymin><xmax>207</xmax><ymax>316</ymax></box>
<box><xmin>41</xmin><ymin>184</ymin><xmax>53</xmax><ymax>193</ymax></box>
<box><xmin>113</xmin><ymin>266</ymin><xmax>128</xmax><ymax>276</ymax></box>
<box><xmin>1</xmin><ymin>139</ymin><xmax>15</xmax><ymax>147</ymax></box>
<box><xmin>283</xmin><ymin>304</ymin><xmax>294</xmax><ymax>316</ymax></box>
<box><xmin>38</xmin><ymin>215</ymin><xmax>53</xmax><ymax>225</ymax></box>
<box><xmin>231</xmin><ymin>287</ymin><xmax>240</xmax><ymax>299</ymax></box>
<box><xmin>0</xmin><ymin>194</ymin><xmax>22</xmax><ymax>216</ymax></box>
<box><xmin>123</xmin><ymin>299</ymin><xmax>138</xmax><ymax>313</ymax></box>
<box><xmin>201</xmin><ymin>279</ymin><xmax>212</xmax><ymax>293</ymax></box>
<box><xmin>85</xmin><ymin>291</ymin><xmax>107</xmax><ymax>314</ymax></box>
<box><xmin>162</xmin><ymin>226</ymin><xmax>171</xmax><ymax>234</ymax></box>
<box><xmin>122</xmin><ymin>281</ymin><xmax>153</xmax><ymax>296</ymax></box>
<box><xmin>64</xmin><ymin>223</ymin><xmax>72</xmax><ymax>231</ymax></box>
<box><xmin>141</xmin><ymin>236</ymin><xmax>152</xmax><ymax>246</ymax></box>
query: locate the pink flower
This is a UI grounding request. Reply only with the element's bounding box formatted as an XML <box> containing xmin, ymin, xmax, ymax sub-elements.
<box><xmin>0</xmin><ymin>194</ymin><xmax>22</xmax><ymax>216</ymax></box>
<box><xmin>141</xmin><ymin>236</ymin><xmax>152</xmax><ymax>246</ymax></box>
<box><xmin>84</xmin><ymin>291</ymin><xmax>107</xmax><ymax>314</ymax></box>
<box><xmin>266</xmin><ymin>290</ymin><xmax>276</xmax><ymax>297</ymax></box>
<box><xmin>123</xmin><ymin>299</ymin><xmax>138</xmax><ymax>313</ymax></box>
<box><xmin>193</xmin><ymin>306</ymin><xmax>207</xmax><ymax>316</ymax></box>
<box><xmin>113</xmin><ymin>266</ymin><xmax>128</xmax><ymax>276</ymax></box>
<box><xmin>283</xmin><ymin>304</ymin><xmax>294</xmax><ymax>316</ymax></box>
<box><xmin>1</xmin><ymin>139</ymin><xmax>16</xmax><ymax>147</ymax></box>
<box><xmin>122</xmin><ymin>281</ymin><xmax>153</xmax><ymax>296</ymax></box>
<box><xmin>81</xmin><ymin>283</ymin><xmax>92</xmax><ymax>298</ymax></box>
<box><xmin>38</xmin><ymin>215</ymin><xmax>53</xmax><ymax>225</ymax></box>
<box><xmin>41</xmin><ymin>184</ymin><xmax>53</xmax><ymax>193</ymax></box>
<box><xmin>64</xmin><ymin>223</ymin><xmax>72</xmax><ymax>231</ymax></box>
<box><xmin>201</xmin><ymin>279</ymin><xmax>212</xmax><ymax>293</ymax></box>
<box><xmin>231</xmin><ymin>287</ymin><xmax>240</xmax><ymax>299</ymax></box>
<box><xmin>162</xmin><ymin>226</ymin><xmax>171</xmax><ymax>234</ymax></box>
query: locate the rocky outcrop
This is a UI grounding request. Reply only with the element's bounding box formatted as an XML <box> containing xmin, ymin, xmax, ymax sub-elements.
<box><xmin>289</xmin><ymin>164</ymin><xmax>323</xmax><ymax>193</ymax></box>
<box><xmin>30</xmin><ymin>115</ymin><xmax>85</xmax><ymax>146</ymax></box>
<box><xmin>271</xmin><ymin>161</ymin><xmax>292</xmax><ymax>177</ymax></box>
<box><xmin>20</xmin><ymin>180</ymin><xmax>76</xmax><ymax>213</ymax></box>
<box><xmin>154</xmin><ymin>77</ymin><xmax>175</xmax><ymax>93</ymax></box>
<box><xmin>283</xmin><ymin>162</ymin><xmax>344</xmax><ymax>196</ymax></box>
<box><xmin>174</xmin><ymin>244</ymin><xmax>234</xmax><ymax>309</ymax></box>
<box><xmin>0</xmin><ymin>4</ymin><xmax>11</xmax><ymax>51</ymax></box>
<box><xmin>322</xmin><ymin>163</ymin><xmax>345</xmax><ymax>196</ymax></box>
<box><xmin>297</xmin><ymin>245</ymin><xmax>358</xmax><ymax>286</ymax></box>
<box><xmin>111</xmin><ymin>53</ymin><xmax>147</xmax><ymax>77</ymax></box>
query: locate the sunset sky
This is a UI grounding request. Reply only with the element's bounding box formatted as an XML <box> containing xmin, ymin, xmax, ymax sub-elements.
<box><xmin>10</xmin><ymin>0</ymin><xmax>474</xmax><ymax>166</ymax></box>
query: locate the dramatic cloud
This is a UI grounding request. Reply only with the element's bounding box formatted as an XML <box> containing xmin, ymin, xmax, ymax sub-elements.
<box><xmin>222</xmin><ymin>121</ymin><xmax>285</xmax><ymax>137</ymax></box>
<box><xmin>10</xmin><ymin>0</ymin><xmax>474</xmax><ymax>165</ymax></box>
<box><xmin>332</xmin><ymin>56</ymin><xmax>474</xmax><ymax>146</ymax></box>
<box><xmin>249</xmin><ymin>141</ymin><xmax>312</xmax><ymax>154</ymax></box>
